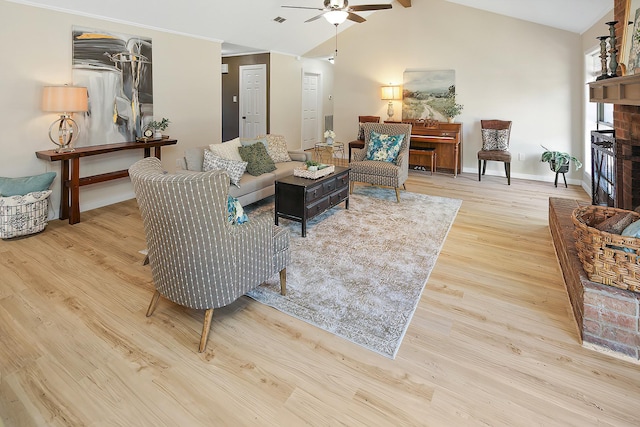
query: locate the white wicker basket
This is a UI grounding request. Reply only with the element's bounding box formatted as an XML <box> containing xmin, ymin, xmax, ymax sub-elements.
<box><xmin>293</xmin><ymin>165</ymin><xmax>335</xmax><ymax>179</ymax></box>
<box><xmin>0</xmin><ymin>190</ymin><xmax>52</xmax><ymax>239</ymax></box>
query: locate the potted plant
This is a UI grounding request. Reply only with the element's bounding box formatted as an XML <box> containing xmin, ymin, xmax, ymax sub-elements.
<box><xmin>540</xmin><ymin>145</ymin><xmax>583</xmax><ymax>173</ymax></box>
<box><xmin>442</xmin><ymin>102</ymin><xmax>464</xmax><ymax>123</ymax></box>
<box><xmin>146</xmin><ymin>118</ymin><xmax>171</xmax><ymax>138</ymax></box>
<box><xmin>442</xmin><ymin>85</ymin><xmax>463</xmax><ymax>123</ymax></box>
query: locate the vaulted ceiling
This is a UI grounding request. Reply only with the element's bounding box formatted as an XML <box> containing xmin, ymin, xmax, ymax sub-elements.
<box><xmin>10</xmin><ymin>0</ymin><xmax>612</xmax><ymax>56</ymax></box>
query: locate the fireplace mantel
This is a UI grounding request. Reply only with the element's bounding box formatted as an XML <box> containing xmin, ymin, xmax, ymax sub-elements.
<box><xmin>589</xmin><ymin>73</ymin><xmax>640</xmax><ymax>105</ymax></box>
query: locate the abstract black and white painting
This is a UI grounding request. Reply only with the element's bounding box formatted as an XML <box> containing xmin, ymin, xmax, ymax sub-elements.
<box><xmin>72</xmin><ymin>26</ymin><xmax>153</xmax><ymax>146</ymax></box>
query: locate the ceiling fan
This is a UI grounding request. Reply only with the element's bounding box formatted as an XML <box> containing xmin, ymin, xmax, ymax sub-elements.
<box><xmin>282</xmin><ymin>0</ymin><xmax>392</xmax><ymax>25</ymax></box>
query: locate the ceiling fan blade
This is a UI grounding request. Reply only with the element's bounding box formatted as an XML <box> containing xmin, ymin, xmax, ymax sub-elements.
<box><xmin>282</xmin><ymin>5</ymin><xmax>326</xmax><ymax>10</ymax></box>
<box><xmin>347</xmin><ymin>12</ymin><xmax>366</xmax><ymax>23</ymax></box>
<box><xmin>349</xmin><ymin>4</ymin><xmax>392</xmax><ymax>12</ymax></box>
<box><xmin>305</xmin><ymin>13</ymin><xmax>327</xmax><ymax>23</ymax></box>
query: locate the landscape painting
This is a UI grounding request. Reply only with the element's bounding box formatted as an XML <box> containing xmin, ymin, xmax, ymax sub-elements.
<box><xmin>402</xmin><ymin>69</ymin><xmax>455</xmax><ymax>121</ymax></box>
<box><xmin>72</xmin><ymin>26</ymin><xmax>153</xmax><ymax>146</ymax></box>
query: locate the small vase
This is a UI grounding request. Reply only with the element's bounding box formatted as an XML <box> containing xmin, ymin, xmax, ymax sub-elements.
<box><xmin>326</xmin><ymin>137</ymin><xmax>334</xmax><ymax>145</ymax></box>
<box><xmin>154</xmin><ymin>131</ymin><xmax>162</xmax><ymax>139</ymax></box>
<box><xmin>447</xmin><ymin>117</ymin><xmax>455</xmax><ymax>124</ymax></box>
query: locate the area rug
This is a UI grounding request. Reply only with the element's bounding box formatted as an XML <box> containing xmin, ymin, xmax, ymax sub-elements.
<box><xmin>244</xmin><ymin>186</ymin><xmax>461</xmax><ymax>359</ymax></box>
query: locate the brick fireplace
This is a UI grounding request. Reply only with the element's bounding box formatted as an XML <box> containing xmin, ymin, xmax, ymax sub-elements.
<box><xmin>589</xmin><ymin>3</ymin><xmax>640</xmax><ymax>211</ymax></box>
<box><xmin>548</xmin><ymin>1</ymin><xmax>640</xmax><ymax>361</ymax></box>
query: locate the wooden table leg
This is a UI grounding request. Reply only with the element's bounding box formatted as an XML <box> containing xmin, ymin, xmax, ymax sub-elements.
<box><xmin>454</xmin><ymin>143</ymin><xmax>459</xmax><ymax>177</ymax></box>
<box><xmin>59</xmin><ymin>159</ymin><xmax>70</xmax><ymax>220</ymax></box>
<box><xmin>154</xmin><ymin>147</ymin><xmax>162</xmax><ymax>160</ymax></box>
<box><xmin>69</xmin><ymin>158</ymin><xmax>81</xmax><ymax>224</ymax></box>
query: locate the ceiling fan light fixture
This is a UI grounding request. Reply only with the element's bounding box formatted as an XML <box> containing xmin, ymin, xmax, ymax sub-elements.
<box><xmin>324</xmin><ymin>10</ymin><xmax>349</xmax><ymax>25</ymax></box>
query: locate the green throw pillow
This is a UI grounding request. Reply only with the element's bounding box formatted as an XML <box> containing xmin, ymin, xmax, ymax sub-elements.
<box><xmin>238</xmin><ymin>142</ymin><xmax>276</xmax><ymax>176</ymax></box>
<box><xmin>240</xmin><ymin>137</ymin><xmax>268</xmax><ymax>149</ymax></box>
<box><xmin>0</xmin><ymin>172</ymin><xmax>56</xmax><ymax>196</ymax></box>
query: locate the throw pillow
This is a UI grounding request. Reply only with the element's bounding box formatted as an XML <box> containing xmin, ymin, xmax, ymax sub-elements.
<box><xmin>0</xmin><ymin>172</ymin><xmax>56</xmax><ymax>197</ymax></box>
<box><xmin>263</xmin><ymin>134</ymin><xmax>292</xmax><ymax>163</ymax></box>
<box><xmin>208</xmin><ymin>137</ymin><xmax>243</xmax><ymax>162</ymax></box>
<box><xmin>365</xmin><ymin>131</ymin><xmax>405</xmax><ymax>163</ymax></box>
<box><xmin>227</xmin><ymin>195</ymin><xmax>248</xmax><ymax>225</ymax></box>
<box><xmin>238</xmin><ymin>142</ymin><xmax>277</xmax><ymax>176</ymax></box>
<box><xmin>594</xmin><ymin>211</ymin><xmax>636</xmax><ymax>234</ymax></box>
<box><xmin>240</xmin><ymin>137</ymin><xmax>268</xmax><ymax>149</ymax></box>
<box><xmin>481</xmin><ymin>129</ymin><xmax>510</xmax><ymax>151</ymax></box>
<box><xmin>203</xmin><ymin>149</ymin><xmax>247</xmax><ymax>187</ymax></box>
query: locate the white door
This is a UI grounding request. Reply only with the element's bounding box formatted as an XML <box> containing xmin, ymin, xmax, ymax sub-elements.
<box><xmin>302</xmin><ymin>72</ymin><xmax>322</xmax><ymax>150</ymax></box>
<box><xmin>239</xmin><ymin>64</ymin><xmax>267</xmax><ymax>138</ymax></box>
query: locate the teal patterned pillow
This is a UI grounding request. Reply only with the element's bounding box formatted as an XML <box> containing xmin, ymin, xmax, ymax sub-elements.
<box><xmin>365</xmin><ymin>131</ymin><xmax>405</xmax><ymax>162</ymax></box>
<box><xmin>238</xmin><ymin>142</ymin><xmax>277</xmax><ymax>176</ymax></box>
<box><xmin>227</xmin><ymin>195</ymin><xmax>248</xmax><ymax>225</ymax></box>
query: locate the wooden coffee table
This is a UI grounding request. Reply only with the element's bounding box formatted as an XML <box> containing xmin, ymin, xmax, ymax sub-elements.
<box><xmin>275</xmin><ymin>166</ymin><xmax>350</xmax><ymax>237</ymax></box>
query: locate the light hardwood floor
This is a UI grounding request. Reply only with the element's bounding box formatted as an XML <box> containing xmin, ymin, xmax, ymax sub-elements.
<box><xmin>1</xmin><ymin>168</ymin><xmax>639</xmax><ymax>426</ymax></box>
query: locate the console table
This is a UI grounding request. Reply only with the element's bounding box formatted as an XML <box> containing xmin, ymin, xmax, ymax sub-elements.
<box><xmin>35</xmin><ymin>138</ymin><xmax>177</xmax><ymax>224</ymax></box>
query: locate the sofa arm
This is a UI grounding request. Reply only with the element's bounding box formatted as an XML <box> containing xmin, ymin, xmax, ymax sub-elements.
<box><xmin>288</xmin><ymin>150</ymin><xmax>312</xmax><ymax>162</ymax></box>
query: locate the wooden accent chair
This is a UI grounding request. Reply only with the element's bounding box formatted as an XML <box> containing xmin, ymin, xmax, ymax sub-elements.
<box><xmin>477</xmin><ymin>120</ymin><xmax>513</xmax><ymax>185</ymax></box>
<box><xmin>129</xmin><ymin>157</ymin><xmax>290</xmax><ymax>352</ymax></box>
<box><xmin>349</xmin><ymin>122</ymin><xmax>412</xmax><ymax>202</ymax></box>
<box><xmin>349</xmin><ymin>115</ymin><xmax>381</xmax><ymax>162</ymax></box>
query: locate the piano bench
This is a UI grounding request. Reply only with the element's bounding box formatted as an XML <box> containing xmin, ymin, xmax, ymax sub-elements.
<box><xmin>409</xmin><ymin>148</ymin><xmax>437</xmax><ymax>175</ymax></box>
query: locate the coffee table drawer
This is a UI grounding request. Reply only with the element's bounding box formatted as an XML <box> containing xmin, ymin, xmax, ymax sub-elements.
<box><xmin>306</xmin><ymin>195</ymin><xmax>330</xmax><ymax>218</ymax></box>
<box><xmin>329</xmin><ymin>187</ymin><xmax>349</xmax><ymax>205</ymax></box>
<box><xmin>322</xmin><ymin>177</ymin><xmax>337</xmax><ymax>194</ymax></box>
<box><xmin>335</xmin><ymin>171</ymin><xmax>349</xmax><ymax>187</ymax></box>
<box><xmin>306</xmin><ymin>183</ymin><xmax>324</xmax><ymax>202</ymax></box>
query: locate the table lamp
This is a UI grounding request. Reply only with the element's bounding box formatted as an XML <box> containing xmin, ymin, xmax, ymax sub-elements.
<box><xmin>381</xmin><ymin>84</ymin><xmax>402</xmax><ymax>120</ymax></box>
<box><xmin>42</xmin><ymin>85</ymin><xmax>88</xmax><ymax>152</ymax></box>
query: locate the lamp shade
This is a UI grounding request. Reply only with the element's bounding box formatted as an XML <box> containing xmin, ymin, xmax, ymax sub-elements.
<box><xmin>324</xmin><ymin>10</ymin><xmax>348</xmax><ymax>25</ymax></box>
<box><xmin>381</xmin><ymin>85</ymin><xmax>402</xmax><ymax>100</ymax></box>
<box><xmin>42</xmin><ymin>85</ymin><xmax>88</xmax><ymax>113</ymax></box>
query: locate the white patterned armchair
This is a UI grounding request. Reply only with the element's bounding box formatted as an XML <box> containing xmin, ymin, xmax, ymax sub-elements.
<box><xmin>129</xmin><ymin>157</ymin><xmax>290</xmax><ymax>352</ymax></box>
<box><xmin>350</xmin><ymin>123</ymin><xmax>412</xmax><ymax>202</ymax></box>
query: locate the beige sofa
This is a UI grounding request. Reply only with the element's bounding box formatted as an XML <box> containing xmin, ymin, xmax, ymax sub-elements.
<box><xmin>176</xmin><ymin>141</ymin><xmax>311</xmax><ymax>206</ymax></box>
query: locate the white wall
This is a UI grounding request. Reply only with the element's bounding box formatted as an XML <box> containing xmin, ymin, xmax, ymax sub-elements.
<box><xmin>270</xmin><ymin>53</ymin><xmax>334</xmax><ymax>150</ymax></box>
<box><xmin>307</xmin><ymin>0</ymin><xmax>591</xmax><ymax>184</ymax></box>
<box><xmin>0</xmin><ymin>1</ymin><xmax>221</xmax><ymax>218</ymax></box>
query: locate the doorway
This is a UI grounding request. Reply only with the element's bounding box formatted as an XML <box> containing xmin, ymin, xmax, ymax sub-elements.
<box><xmin>302</xmin><ymin>71</ymin><xmax>322</xmax><ymax>150</ymax></box>
<box><xmin>239</xmin><ymin>64</ymin><xmax>267</xmax><ymax>138</ymax></box>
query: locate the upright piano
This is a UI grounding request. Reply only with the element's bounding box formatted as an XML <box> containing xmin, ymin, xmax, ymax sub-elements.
<box><xmin>407</xmin><ymin>122</ymin><xmax>462</xmax><ymax>176</ymax></box>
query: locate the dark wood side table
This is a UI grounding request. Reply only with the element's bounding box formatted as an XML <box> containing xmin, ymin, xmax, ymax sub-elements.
<box><xmin>275</xmin><ymin>166</ymin><xmax>350</xmax><ymax>237</ymax></box>
<box><xmin>35</xmin><ymin>138</ymin><xmax>177</xmax><ymax>224</ymax></box>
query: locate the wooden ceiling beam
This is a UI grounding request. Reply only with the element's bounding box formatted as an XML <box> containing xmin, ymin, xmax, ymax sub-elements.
<box><xmin>396</xmin><ymin>0</ymin><xmax>411</xmax><ymax>7</ymax></box>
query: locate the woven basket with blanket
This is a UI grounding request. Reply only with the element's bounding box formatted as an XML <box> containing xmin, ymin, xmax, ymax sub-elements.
<box><xmin>571</xmin><ymin>205</ymin><xmax>640</xmax><ymax>292</ymax></box>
